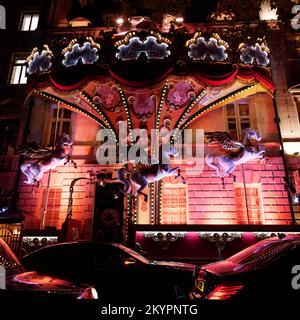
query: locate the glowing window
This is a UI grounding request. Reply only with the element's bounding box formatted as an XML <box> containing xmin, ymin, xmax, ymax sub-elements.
<box><xmin>20</xmin><ymin>12</ymin><xmax>39</xmax><ymax>31</ymax></box>
<box><xmin>225</xmin><ymin>100</ymin><xmax>251</xmax><ymax>140</ymax></box>
<box><xmin>48</xmin><ymin>108</ymin><xmax>72</xmax><ymax>145</ymax></box>
<box><xmin>38</xmin><ymin>188</ymin><xmax>62</xmax><ymax>228</ymax></box>
<box><xmin>10</xmin><ymin>58</ymin><xmax>27</xmax><ymax>84</ymax></box>
<box><xmin>234</xmin><ymin>183</ymin><xmax>264</xmax><ymax>224</ymax></box>
<box><xmin>160</xmin><ymin>183</ymin><xmax>189</xmax><ymax>224</ymax></box>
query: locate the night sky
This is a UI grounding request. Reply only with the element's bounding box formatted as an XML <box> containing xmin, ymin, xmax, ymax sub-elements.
<box><xmin>185</xmin><ymin>0</ymin><xmax>219</xmax><ymax>22</ymax></box>
<box><xmin>67</xmin><ymin>0</ymin><xmax>219</xmax><ymax>25</ymax></box>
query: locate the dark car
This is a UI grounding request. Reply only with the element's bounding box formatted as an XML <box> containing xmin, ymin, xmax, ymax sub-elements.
<box><xmin>21</xmin><ymin>242</ymin><xmax>198</xmax><ymax>302</ymax></box>
<box><xmin>0</xmin><ymin>238</ymin><xmax>98</xmax><ymax>300</ymax></box>
<box><xmin>192</xmin><ymin>235</ymin><xmax>300</xmax><ymax>301</ymax></box>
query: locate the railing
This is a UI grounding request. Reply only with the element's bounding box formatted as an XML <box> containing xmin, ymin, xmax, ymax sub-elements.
<box><xmin>0</xmin><ymin>224</ymin><xmax>22</xmax><ymax>255</ymax></box>
<box><xmin>0</xmin><ymin>155</ymin><xmax>19</xmax><ymax>172</ymax></box>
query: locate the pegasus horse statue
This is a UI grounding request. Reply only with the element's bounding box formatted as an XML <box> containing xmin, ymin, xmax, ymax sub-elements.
<box><xmin>19</xmin><ymin>134</ymin><xmax>77</xmax><ymax>186</ymax></box>
<box><xmin>117</xmin><ymin>144</ymin><xmax>185</xmax><ymax>202</ymax></box>
<box><xmin>205</xmin><ymin>128</ymin><xmax>268</xmax><ymax>185</ymax></box>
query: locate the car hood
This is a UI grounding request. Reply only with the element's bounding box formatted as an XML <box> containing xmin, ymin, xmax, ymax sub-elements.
<box><xmin>202</xmin><ymin>260</ymin><xmax>244</xmax><ymax>276</ymax></box>
<box><xmin>8</xmin><ymin>271</ymin><xmax>84</xmax><ymax>290</ymax></box>
<box><xmin>152</xmin><ymin>261</ymin><xmax>196</xmax><ymax>272</ymax></box>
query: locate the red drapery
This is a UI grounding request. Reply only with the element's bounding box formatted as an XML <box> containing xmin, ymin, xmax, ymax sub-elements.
<box><xmin>43</xmin><ymin>64</ymin><xmax>274</xmax><ymax>92</ymax></box>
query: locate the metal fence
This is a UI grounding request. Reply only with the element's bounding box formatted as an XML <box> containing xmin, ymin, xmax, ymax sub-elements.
<box><xmin>0</xmin><ymin>223</ymin><xmax>22</xmax><ymax>255</ymax></box>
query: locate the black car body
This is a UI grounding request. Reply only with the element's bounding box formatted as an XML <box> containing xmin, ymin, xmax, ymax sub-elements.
<box><xmin>0</xmin><ymin>238</ymin><xmax>98</xmax><ymax>300</ymax></box>
<box><xmin>193</xmin><ymin>235</ymin><xmax>300</xmax><ymax>301</ymax></box>
<box><xmin>22</xmin><ymin>242</ymin><xmax>198</xmax><ymax>302</ymax></box>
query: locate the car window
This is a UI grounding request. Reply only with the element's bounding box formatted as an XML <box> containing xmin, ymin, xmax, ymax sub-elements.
<box><xmin>112</xmin><ymin>244</ymin><xmax>150</xmax><ymax>264</ymax></box>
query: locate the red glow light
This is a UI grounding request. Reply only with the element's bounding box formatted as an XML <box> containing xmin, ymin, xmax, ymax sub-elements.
<box><xmin>207</xmin><ymin>282</ymin><xmax>244</xmax><ymax>300</ymax></box>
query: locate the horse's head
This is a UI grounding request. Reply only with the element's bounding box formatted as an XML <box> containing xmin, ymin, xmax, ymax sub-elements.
<box><xmin>59</xmin><ymin>133</ymin><xmax>73</xmax><ymax>147</ymax></box>
<box><xmin>244</xmin><ymin>128</ymin><xmax>262</xmax><ymax>143</ymax></box>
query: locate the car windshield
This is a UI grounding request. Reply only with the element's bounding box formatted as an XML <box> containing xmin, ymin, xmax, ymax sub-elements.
<box><xmin>227</xmin><ymin>238</ymin><xmax>293</xmax><ymax>265</ymax></box>
<box><xmin>0</xmin><ymin>239</ymin><xmax>23</xmax><ymax>276</ymax></box>
<box><xmin>113</xmin><ymin>244</ymin><xmax>151</xmax><ymax>264</ymax></box>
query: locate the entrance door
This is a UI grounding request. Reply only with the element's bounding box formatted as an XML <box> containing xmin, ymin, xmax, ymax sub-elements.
<box><xmin>93</xmin><ymin>183</ymin><xmax>124</xmax><ymax>242</ymax></box>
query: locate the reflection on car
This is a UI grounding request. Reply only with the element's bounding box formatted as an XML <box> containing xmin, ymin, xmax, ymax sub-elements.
<box><xmin>0</xmin><ymin>237</ymin><xmax>98</xmax><ymax>300</ymax></box>
<box><xmin>21</xmin><ymin>242</ymin><xmax>198</xmax><ymax>302</ymax></box>
<box><xmin>193</xmin><ymin>235</ymin><xmax>300</xmax><ymax>301</ymax></box>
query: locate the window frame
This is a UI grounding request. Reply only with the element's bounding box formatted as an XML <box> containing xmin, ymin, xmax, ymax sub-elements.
<box><xmin>19</xmin><ymin>11</ymin><xmax>40</xmax><ymax>31</ymax></box>
<box><xmin>9</xmin><ymin>55</ymin><xmax>28</xmax><ymax>85</ymax></box>
<box><xmin>224</xmin><ymin>99</ymin><xmax>252</xmax><ymax>140</ymax></box>
<box><xmin>45</xmin><ymin>106</ymin><xmax>73</xmax><ymax>146</ymax></box>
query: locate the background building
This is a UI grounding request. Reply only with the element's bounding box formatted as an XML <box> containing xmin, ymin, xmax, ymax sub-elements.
<box><xmin>0</xmin><ymin>0</ymin><xmax>300</xmax><ymax>260</ymax></box>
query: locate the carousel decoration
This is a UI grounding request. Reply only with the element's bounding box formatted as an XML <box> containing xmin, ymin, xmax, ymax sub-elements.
<box><xmin>26</xmin><ymin>45</ymin><xmax>53</xmax><ymax>74</ymax></box>
<box><xmin>199</xmin><ymin>232</ymin><xmax>242</xmax><ymax>259</ymax></box>
<box><xmin>127</xmin><ymin>93</ymin><xmax>155</xmax><ymax>119</ymax></box>
<box><xmin>19</xmin><ymin>134</ymin><xmax>77</xmax><ymax>186</ymax></box>
<box><xmin>92</xmin><ymin>85</ymin><xmax>121</xmax><ymax>112</ymax></box>
<box><xmin>117</xmin><ymin>144</ymin><xmax>186</xmax><ymax>202</ymax></box>
<box><xmin>166</xmin><ymin>81</ymin><xmax>195</xmax><ymax>111</ymax></box>
<box><xmin>205</xmin><ymin>128</ymin><xmax>268</xmax><ymax>186</ymax></box>
<box><xmin>115</xmin><ymin>31</ymin><xmax>171</xmax><ymax>61</ymax></box>
<box><xmin>186</xmin><ymin>32</ymin><xmax>229</xmax><ymax>61</ymax></box>
<box><xmin>239</xmin><ymin>39</ymin><xmax>270</xmax><ymax>66</ymax></box>
<box><xmin>143</xmin><ymin>232</ymin><xmax>186</xmax><ymax>250</ymax></box>
<box><xmin>62</xmin><ymin>37</ymin><xmax>100</xmax><ymax>67</ymax></box>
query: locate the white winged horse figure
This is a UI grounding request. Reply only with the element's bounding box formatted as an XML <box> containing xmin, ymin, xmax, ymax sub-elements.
<box><xmin>19</xmin><ymin>134</ymin><xmax>77</xmax><ymax>186</ymax></box>
<box><xmin>205</xmin><ymin>128</ymin><xmax>268</xmax><ymax>184</ymax></box>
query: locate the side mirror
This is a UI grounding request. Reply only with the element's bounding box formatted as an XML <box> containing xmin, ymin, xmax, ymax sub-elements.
<box><xmin>123</xmin><ymin>257</ymin><xmax>136</xmax><ymax>266</ymax></box>
<box><xmin>0</xmin><ymin>265</ymin><xmax>6</xmax><ymax>290</ymax></box>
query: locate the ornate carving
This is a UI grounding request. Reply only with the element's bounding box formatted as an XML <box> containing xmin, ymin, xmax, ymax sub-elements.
<box><xmin>166</xmin><ymin>82</ymin><xmax>195</xmax><ymax>111</ymax></box>
<box><xmin>199</xmin><ymin>232</ymin><xmax>242</xmax><ymax>259</ymax></box>
<box><xmin>22</xmin><ymin>236</ymin><xmax>58</xmax><ymax>246</ymax></box>
<box><xmin>143</xmin><ymin>232</ymin><xmax>186</xmax><ymax>250</ymax></box>
<box><xmin>93</xmin><ymin>85</ymin><xmax>121</xmax><ymax>112</ymax></box>
<box><xmin>186</xmin><ymin>32</ymin><xmax>228</xmax><ymax>62</ymax></box>
<box><xmin>254</xmin><ymin>232</ymin><xmax>290</xmax><ymax>241</ymax></box>
<box><xmin>115</xmin><ymin>32</ymin><xmax>171</xmax><ymax>61</ymax></box>
<box><xmin>239</xmin><ymin>39</ymin><xmax>270</xmax><ymax>66</ymax></box>
<box><xmin>127</xmin><ymin>93</ymin><xmax>155</xmax><ymax>118</ymax></box>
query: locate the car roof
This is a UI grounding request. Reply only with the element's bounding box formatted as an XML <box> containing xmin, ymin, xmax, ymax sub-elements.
<box><xmin>22</xmin><ymin>241</ymin><xmax>118</xmax><ymax>256</ymax></box>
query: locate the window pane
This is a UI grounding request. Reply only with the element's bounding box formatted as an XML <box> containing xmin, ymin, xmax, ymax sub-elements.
<box><xmin>226</xmin><ymin>104</ymin><xmax>235</xmax><ymax>117</ymax></box>
<box><xmin>49</xmin><ymin>123</ymin><xmax>56</xmax><ymax>145</ymax></box>
<box><xmin>239</xmin><ymin>104</ymin><xmax>250</xmax><ymax>116</ymax></box>
<box><xmin>10</xmin><ymin>66</ymin><xmax>21</xmax><ymax>84</ymax></box>
<box><xmin>16</xmin><ymin>59</ymin><xmax>26</xmax><ymax>64</ymax></box>
<box><xmin>53</xmin><ymin>108</ymin><xmax>65</xmax><ymax>119</ymax></box>
<box><xmin>228</xmin><ymin>122</ymin><xmax>237</xmax><ymax>130</ymax></box>
<box><xmin>19</xmin><ymin>66</ymin><xmax>27</xmax><ymax>84</ymax></box>
<box><xmin>63</xmin><ymin>109</ymin><xmax>72</xmax><ymax>119</ymax></box>
<box><xmin>62</xmin><ymin>122</ymin><xmax>71</xmax><ymax>134</ymax></box>
<box><xmin>21</xmin><ymin>14</ymin><xmax>31</xmax><ymax>31</ymax></box>
<box><xmin>241</xmin><ymin>121</ymin><xmax>251</xmax><ymax>130</ymax></box>
<box><xmin>30</xmin><ymin>14</ymin><xmax>39</xmax><ymax>30</ymax></box>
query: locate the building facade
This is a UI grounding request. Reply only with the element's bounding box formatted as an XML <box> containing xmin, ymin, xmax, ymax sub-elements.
<box><xmin>0</xmin><ymin>0</ymin><xmax>300</xmax><ymax>259</ymax></box>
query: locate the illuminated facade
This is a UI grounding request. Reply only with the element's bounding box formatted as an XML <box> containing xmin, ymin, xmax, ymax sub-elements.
<box><xmin>0</xmin><ymin>0</ymin><xmax>300</xmax><ymax>259</ymax></box>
